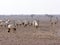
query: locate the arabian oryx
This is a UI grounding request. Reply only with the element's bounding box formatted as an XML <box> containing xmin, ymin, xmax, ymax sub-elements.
<box><xmin>22</xmin><ymin>20</ymin><xmax>29</xmax><ymax>27</ymax></box>
<box><xmin>7</xmin><ymin>24</ymin><xmax>16</xmax><ymax>32</ymax></box>
<box><xmin>32</xmin><ymin>20</ymin><xmax>39</xmax><ymax>28</ymax></box>
<box><xmin>15</xmin><ymin>20</ymin><xmax>22</xmax><ymax>27</ymax></box>
<box><xmin>4</xmin><ymin>20</ymin><xmax>10</xmax><ymax>27</ymax></box>
<box><xmin>0</xmin><ymin>20</ymin><xmax>5</xmax><ymax>27</ymax></box>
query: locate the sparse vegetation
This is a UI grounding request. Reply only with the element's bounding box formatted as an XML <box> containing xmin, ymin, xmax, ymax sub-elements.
<box><xmin>0</xmin><ymin>15</ymin><xmax>60</xmax><ymax>45</ymax></box>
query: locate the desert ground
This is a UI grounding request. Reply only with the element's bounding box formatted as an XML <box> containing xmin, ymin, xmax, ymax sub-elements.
<box><xmin>0</xmin><ymin>15</ymin><xmax>60</xmax><ymax>45</ymax></box>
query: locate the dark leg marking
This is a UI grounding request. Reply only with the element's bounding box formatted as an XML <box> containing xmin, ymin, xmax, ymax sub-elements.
<box><xmin>36</xmin><ymin>26</ymin><xmax>38</xmax><ymax>28</ymax></box>
<box><xmin>55</xmin><ymin>22</ymin><xmax>57</xmax><ymax>24</ymax></box>
<box><xmin>24</xmin><ymin>24</ymin><xmax>27</xmax><ymax>27</ymax></box>
<box><xmin>51</xmin><ymin>22</ymin><xmax>53</xmax><ymax>25</ymax></box>
<box><xmin>22</xmin><ymin>22</ymin><xmax>24</xmax><ymax>25</ymax></box>
<box><xmin>13</xmin><ymin>28</ymin><xmax>16</xmax><ymax>31</ymax></box>
<box><xmin>8</xmin><ymin>28</ymin><xmax>10</xmax><ymax>32</ymax></box>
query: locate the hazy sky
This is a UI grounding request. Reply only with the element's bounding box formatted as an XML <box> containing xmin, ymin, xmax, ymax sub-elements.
<box><xmin>0</xmin><ymin>0</ymin><xmax>60</xmax><ymax>15</ymax></box>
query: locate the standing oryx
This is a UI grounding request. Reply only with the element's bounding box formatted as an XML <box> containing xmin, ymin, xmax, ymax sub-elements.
<box><xmin>7</xmin><ymin>20</ymin><xmax>16</xmax><ymax>32</ymax></box>
<box><xmin>4</xmin><ymin>20</ymin><xmax>10</xmax><ymax>27</ymax></box>
<box><xmin>22</xmin><ymin>20</ymin><xmax>29</xmax><ymax>27</ymax></box>
<box><xmin>51</xmin><ymin>16</ymin><xmax>58</xmax><ymax>25</ymax></box>
<box><xmin>0</xmin><ymin>20</ymin><xmax>5</xmax><ymax>27</ymax></box>
<box><xmin>15</xmin><ymin>20</ymin><xmax>22</xmax><ymax>27</ymax></box>
<box><xmin>32</xmin><ymin>20</ymin><xmax>39</xmax><ymax>28</ymax></box>
<box><xmin>7</xmin><ymin>24</ymin><xmax>16</xmax><ymax>32</ymax></box>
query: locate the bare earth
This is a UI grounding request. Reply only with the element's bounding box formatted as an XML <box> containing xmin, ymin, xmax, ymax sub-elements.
<box><xmin>0</xmin><ymin>23</ymin><xmax>60</xmax><ymax>45</ymax></box>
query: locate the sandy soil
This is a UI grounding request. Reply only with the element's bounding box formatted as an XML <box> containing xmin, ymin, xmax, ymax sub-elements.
<box><xmin>0</xmin><ymin>23</ymin><xmax>60</xmax><ymax>45</ymax></box>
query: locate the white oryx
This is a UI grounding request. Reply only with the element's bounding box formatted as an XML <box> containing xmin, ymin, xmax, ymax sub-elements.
<box><xmin>5</xmin><ymin>20</ymin><xmax>10</xmax><ymax>24</ymax></box>
<box><xmin>15</xmin><ymin>20</ymin><xmax>22</xmax><ymax>26</ymax></box>
<box><xmin>0</xmin><ymin>20</ymin><xmax>5</xmax><ymax>27</ymax></box>
<box><xmin>22</xmin><ymin>20</ymin><xmax>29</xmax><ymax>27</ymax></box>
<box><xmin>51</xmin><ymin>16</ymin><xmax>58</xmax><ymax>24</ymax></box>
<box><xmin>7</xmin><ymin>24</ymin><xmax>16</xmax><ymax>32</ymax></box>
<box><xmin>4</xmin><ymin>20</ymin><xmax>10</xmax><ymax>27</ymax></box>
<box><xmin>32</xmin><ymin>20</ymin><xmax>39</xmax><ymax>28</ymax></box>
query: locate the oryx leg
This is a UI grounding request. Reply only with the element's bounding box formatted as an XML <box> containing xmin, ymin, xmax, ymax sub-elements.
<box><xmin>13</xmin><ymin>28</ymin><xmax>16</xmax><ymax>31</ymax></box>
<box><xmin>25</xmin><ymin>24</ymin><xmax>27</xmax><ymax>26</ymax></box>
<box><xmin>8</xmin><ymin>28</ymin><xmax>10</xmax><ymax>32</ymax></box>
<box><xmin>35</xmin><ymin>26</ymin><xmax>38</xmax><ymax>28</ymax></box>
<box><xmin>22</xmin><ymin>22</ymin><xmax>24</xmax><ymax>25</ymax></box>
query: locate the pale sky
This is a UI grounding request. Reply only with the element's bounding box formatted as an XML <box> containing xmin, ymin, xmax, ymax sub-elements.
<box><xmin>0</xmin><ymin>0</ymin><xmax>60</xmax><ymax>15</ymax></box>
